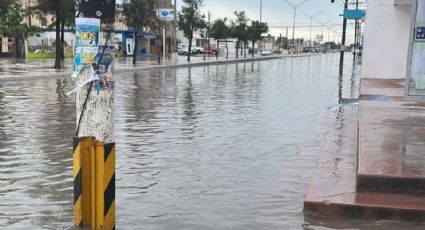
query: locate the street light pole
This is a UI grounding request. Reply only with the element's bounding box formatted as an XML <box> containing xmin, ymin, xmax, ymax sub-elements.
<box><xmin>284</xmin><ymin>0</ymin><xmax>309</xmax><ymax>51</ymax></box>
<box><xmin>260</xmin><ymin>0</ymin><xmax>263</xmax><ymax>22</ymax></box>
<box><xmin>302</xmin><ymin>11</ymin><xmax>322</xmax><ymax>47</ymax></box>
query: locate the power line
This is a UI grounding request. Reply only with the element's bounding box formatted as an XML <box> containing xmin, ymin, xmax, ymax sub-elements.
<box><xmin>268</xmin><ymin>23</ymin><xmax>343</xmax><ymax>28</ymax></box>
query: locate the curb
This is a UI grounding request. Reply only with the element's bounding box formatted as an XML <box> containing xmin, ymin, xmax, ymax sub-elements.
<box><xmin>0</xmin><ymin>54</ymin><xmax>311</xmax><ymax>82</ymax></box>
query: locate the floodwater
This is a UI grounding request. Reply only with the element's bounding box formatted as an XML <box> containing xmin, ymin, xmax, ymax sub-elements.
<box><xmin>0</xmin><ymin>54</ymin><xmax>423</xmax><ymax>229</ymax></box>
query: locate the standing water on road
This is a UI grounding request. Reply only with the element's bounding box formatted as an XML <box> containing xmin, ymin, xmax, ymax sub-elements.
<box><xmin>0</xmin><ymin>54</ymin><xmax>422</xmax><ymax>229</ymax></box>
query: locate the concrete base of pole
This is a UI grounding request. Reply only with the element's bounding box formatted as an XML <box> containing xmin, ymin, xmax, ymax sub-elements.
<box><xmin>76</xmin><ymin>69</ymin><xmax>114</xmax><ymax>143</ymax></box>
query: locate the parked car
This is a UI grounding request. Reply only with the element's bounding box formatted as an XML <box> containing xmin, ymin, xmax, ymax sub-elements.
<box><xmin>8</xmin><ymin>38</ymin><xmax>14</xmax><ymax>49</ymax></box>
<box><xmin>191</xmin><ymin>46</ymin><xmax>204</xmax><ymax>54</ymax></box>
<box><xmin>203</xmin><ymin>44</ymin><xmax>218</xmax><ymax>54</ymax></box>
<box><xmin>261</xmin><ymin>49</ymin><xmax>273</xmax><ymax>56</ymax></box>
<box><xmin>302</xmin><ymin>47</ymin><xmax>315</xmax><ymax>53</ymax></box>
<box><xmin>178</xmin><ymin>46</ymin><xmax>190</xmax><ymax>55</ymax></box>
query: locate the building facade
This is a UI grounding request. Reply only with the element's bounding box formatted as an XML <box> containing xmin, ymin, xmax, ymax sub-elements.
<box><xmin>362</xmin><ymin>0</ymin><xmax>425</xmax><ymax>96</ymax></box>
<box><xmin>362</xmin><ymin>0</ymin><xmax>412</xmax><ymax>80</ymax></box>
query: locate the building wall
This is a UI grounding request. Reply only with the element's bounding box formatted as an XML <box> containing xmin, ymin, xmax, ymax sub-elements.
<box><xmin>362</xmin><ymin>0</ymin><xmax>412</xmax><ymax>79</ymax></box>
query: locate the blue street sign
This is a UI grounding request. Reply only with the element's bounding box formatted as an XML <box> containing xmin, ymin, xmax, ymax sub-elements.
<box><xmin>342</xmin><ymin>9</ymin><xmax>366</xmax><ymax>19</ymax></box>
<box><xmin>416</xmin><ymin>27</ymin><xmax>425</xmax><ymax>40</ymax></box>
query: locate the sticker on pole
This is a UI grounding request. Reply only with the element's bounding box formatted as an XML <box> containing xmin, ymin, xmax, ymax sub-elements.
<box><xmin>156</xmin><ymin>9</ymin><xmax>175</xmax><ymax>20</ymax></box>
<box><xmin>416</xmin><ymin>27</ymin><xmax>425</xmax><ymax>41</ymax></box>
<box><xmin>74</xmin><ymin>18</ymin><xmax>101</xmax><ymax>72</ymax></box>
<box><xmin>1</xmin><ymin>37</ymin><xmax>8</xmax><ymax>53</ymax></box>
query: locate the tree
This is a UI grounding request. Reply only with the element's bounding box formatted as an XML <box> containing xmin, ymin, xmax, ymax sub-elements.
<box><xmin>60</xmin><ymin>1</ymin><xmax>74</xmax><ymax>59</ymax></box>
<box><xmin>209</xmin><ymin>18</ymin><xmax>230</xmax><ymax>59</ymax></box>
<box><xmin>247</xmin><ymin>21</ymin><xmax>268</xmax><ymax>57</ymax></box>
<box><xmin>0</xmin><ymin>0</ymin><xmax>13</xmax><ymax>33</ymax></box>
<box><xmin>230</xmin><ymin>11</ymin><xmax>249</xmax><ymax>59</ymax></box>
<box><xmin>178</xmin><ymin>0</ymin><xmax>206</xmax><ymax>62</ymax></box>
<box><xmin>122</xmin><ymin>0</ymin><xmax>157</xmax><ymax>64</ymax></box>
<box><xmin>36</xmin><ymin>0</ymin><xmax>74</xmax><ymax>68</ymax></box>
<box><xmin>1</xmin><ymin>2</ymin><xmax>28</xmax><ymax>58</ymax></box>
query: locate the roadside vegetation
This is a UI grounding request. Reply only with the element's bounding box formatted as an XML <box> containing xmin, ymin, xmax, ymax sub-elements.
<box><xmin>0</xmin><ymin>0</ymin><xmax>270</xmax><ymax>66</ymax></box>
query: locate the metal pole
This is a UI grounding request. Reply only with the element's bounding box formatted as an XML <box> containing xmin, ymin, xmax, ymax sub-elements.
<box><xmin>208</xmin><ymin>11</ymin><xmax>211</xmax><ymax>59</ymax></box>
<box><xmin>310</xmin><ymin>18</ymin><xmax>312</xmax><ymax>47</ymax></box>
<box><xmin>339</xmin><ymin>0</ymin><xmax>348</xmax><ymax>74</ymax></box>
<box><xmin>286</xmin><ymin>27</ymin><xmax>288</xmax><ymax>48</ymax></box>
<box><xmin>260</xmin><ymin>0</ymin><xmax>263</xmax><ymax>22</ymax></box>
<box><xmin>174</xmin><ymin>0</ymin><xmax>177</xmax><ymax>53</ymax></box>
<box><xmin>163</xmin><ymin>27</ymin><xmax>166</xmax><ymax>59</ymax></box>
<box><xmin>292</xmin><ymin>7</ymin><xmax>296</xmax><ymax>47</ymax></box>
<box><xmin>353</xmin><ymin>0</ymin><xmax>359</xmax><ymax>59</ymax></box>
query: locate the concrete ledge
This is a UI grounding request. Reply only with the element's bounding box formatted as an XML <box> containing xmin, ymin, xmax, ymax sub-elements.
<box><xmin>305</xmin><ymin>192</ymin><xmax>425</xmax><ymax>221</ymax></box>
<box><xmin>357</xmin><ymin>174</ymin><xmax>425</xmax><ymax>194</ymax></box>
<box><xmin>358</xmin><ymin>79</ymin><xmax>425</xmax><ymax>194</ymax></box>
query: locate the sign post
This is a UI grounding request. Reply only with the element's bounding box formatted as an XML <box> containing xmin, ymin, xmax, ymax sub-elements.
<box><xmin>156</xmin><ymin>9</ymin><xmax>176</xmax><ymax>61</ymax></box>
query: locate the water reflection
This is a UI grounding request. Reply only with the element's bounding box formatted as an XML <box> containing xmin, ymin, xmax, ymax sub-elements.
<box><xmin>1</xmin><ymin>54</ymin><xmax>423</xmax><ymax>229</ymax></box>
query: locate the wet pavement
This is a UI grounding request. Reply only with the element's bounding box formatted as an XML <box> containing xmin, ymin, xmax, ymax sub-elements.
<box><xmin>0</xmin><ymin>54</ymin><xmax>423</xmax><ymax>229</ymax></box>
<box><xmin>304</xmin><ymin>74</ymin><xmax>425</xmax><ymax>227</ymax></box>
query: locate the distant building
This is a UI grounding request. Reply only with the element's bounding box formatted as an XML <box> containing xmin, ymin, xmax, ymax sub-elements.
<box><xmin>17</xmin><ymin>1</ymin><xmax>178</xmax><ymax>57</ymax></box>
<box><xmin>20</xmin><ymin>0</ymin><xmax>54</xmax><ymax>28</ymax></box>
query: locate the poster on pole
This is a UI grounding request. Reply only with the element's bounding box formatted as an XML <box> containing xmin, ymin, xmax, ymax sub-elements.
<box><xmin>1</xmin><ymin>37</ymin><xmax>8</xmax><ymax>53</ymax></box>
<box><xmin>74</xmin><ymin>18</ymin><xmax>101</xmax><ymax>71</ymax></box>
<box><xmin>156</xmin><ymin>9</ymin><xmax>175</xmax><ymax>20</ymax></box>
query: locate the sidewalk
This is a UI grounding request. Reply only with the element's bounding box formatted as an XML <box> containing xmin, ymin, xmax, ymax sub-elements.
<box><xmin>304</xmin><ymin>77</ymin><xmax>425</xmax><ymax>223</ymax></box>
<box><xmin>0</xmin><ymin>53</ymin><xmax>315</xmax><ymax>82</ymax></box>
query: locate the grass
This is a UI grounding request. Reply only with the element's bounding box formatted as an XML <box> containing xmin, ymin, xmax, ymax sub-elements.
<box><xmin>27</xmin><ymin>52</ymin><xmax>73</xmax><ymax>59</ymax></box>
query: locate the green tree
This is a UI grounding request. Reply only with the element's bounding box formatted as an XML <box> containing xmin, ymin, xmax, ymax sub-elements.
<box><xmin>36</xmin><ymin>0</ymin><xmax>73</xmax><ymax>68</ymax></box>
<box><xmin>178</xmin><ymin>0</ymin><xmax>206</xmax><ymax>62</ymax></box>
<box><xmin>0</xmin><ymin>0</ymin><xmax>13</xmax><ymax>33</ymax></box>
<box><xmin>2</xmin><ymin>2</ymin><xmax>28</xmax><ymax>58</ymax></box>
<box><xmin>247</xmin><ymin>21</ymin><xmax>268</xmax><ymax>57</ymax></box>
<box><xmin>230</xmin><ymin>11</ymin><xmax>249</xmax><ymax>59</ymax></box>
<box><xmin>122</xmin><ymin>0</ymin><xmax>157</xmax><ymax>64</ymax></box>
<box><xmin>209</xmin><ymin>18</ymin><xmax>230</xmax><ymax>59</ymax></box>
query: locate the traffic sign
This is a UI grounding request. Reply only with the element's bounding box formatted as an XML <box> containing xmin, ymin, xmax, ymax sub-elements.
<box><xmin>156</xmin><ymin>9</ymin><xmax>175</xmax><ymax>21</ymax></box>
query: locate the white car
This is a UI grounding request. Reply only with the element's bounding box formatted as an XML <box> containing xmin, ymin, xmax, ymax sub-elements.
<box><xmin>178</xmin><ymin>46</ymin><xmax>190</xmax><ymax>55</ymax></box>
<box><xmin>191</xmin><ymin>46</ymin><xmax>204</xmax><ymax>54</ymax></box>
<box><xmin>261</xmin><ymin>49</ymin><xmax>273</xmax><ymax>56</ymax></box>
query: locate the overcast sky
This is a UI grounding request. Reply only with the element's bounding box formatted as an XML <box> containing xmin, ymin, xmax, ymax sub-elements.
<box><xmin>119</xmin><ymin>0</ymin><xmax>362</xmax><ymax>43</ymax></box>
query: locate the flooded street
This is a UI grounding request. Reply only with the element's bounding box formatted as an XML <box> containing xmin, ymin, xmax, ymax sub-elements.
<box><xmin>0</xmin><ymin>54</ymin><xmax>422</xmax><ymax>229</ymax></box>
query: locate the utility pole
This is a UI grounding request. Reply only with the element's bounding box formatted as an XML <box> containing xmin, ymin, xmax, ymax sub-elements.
<box><xmin>339</xmin><ymin>0</ymin><xmax>348</xmax><ymax>74</ymax></box>
<box><xmin>302</xmin><ymin>11</ymin><xmax>322</xmax><ymax>47</ymax></box>
<box><xmin>174</xmin><ymin>0</ymin><xmax>177</xmax><ymax>53</ymax></box>
<box><xmin>353</xmin><ymin>0</ymin><xmax>359</xmax><ymax>59</ymax></box>
<box><xmin>260</xmin><ymin>0</ymin><xmax>263</xmax><ymax>22</ymax></box>
<box><xmin>284</xmin><ymin>0</ymin><xmax>309</xmax><ymax>51</ymax></box>
<box><xmin>285</xmin><ymin>27</ymin><xmax>289</xmax><ymax>49</ymax></box>
<box><xmin>72</xmin><ymin>1</ymin><xmax>116</xmax><ymax>229</ymax></box>
<box><xmin>208</xmin><ymin>11</ymin><xmax>211</xmax><ymax>59</ymax></box>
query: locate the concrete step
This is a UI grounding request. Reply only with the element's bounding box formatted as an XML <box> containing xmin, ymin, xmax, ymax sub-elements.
<box><xmin>304</xmin><ymin>95</ymin><xmax>425</xmax><ymax>222</ymax></box>
<box><xmin>357</xmin><ymin>98</ymin><xmax>425</xmax><ymax>194</ymax></box>
<box><xmin>304</xmin><ymin>191</ymin><xmax>425</xmax><ymax>221</ymax></box>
